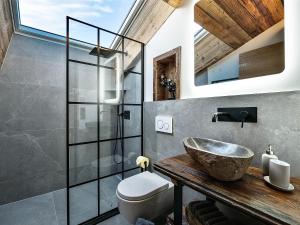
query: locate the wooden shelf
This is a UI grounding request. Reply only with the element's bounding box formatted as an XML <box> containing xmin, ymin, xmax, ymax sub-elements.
<box><xmin>154</xmin><ymin>154</ymin><xmax>300</xmax><ymax>225</ymax></box>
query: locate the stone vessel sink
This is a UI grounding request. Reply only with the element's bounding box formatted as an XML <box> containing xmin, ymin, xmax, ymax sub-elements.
<box><xmin>183</xmin><ymin>137</ymin><xmax>254</xmax><ymax>181</ymax></box>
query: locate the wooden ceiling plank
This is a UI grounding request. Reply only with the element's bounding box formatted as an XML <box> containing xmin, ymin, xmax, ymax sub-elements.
<box><xmin>162</xmin><ymin>0</ymin><xmax>183</xmax><ymax>8</ymax></box>
<box><xmin>194</xmin><ymin>4</ymin><xmax>244</xmax><ymax>49</ymax></box>
<box><xmin>238</xmin><ymin>0</ymin><xmax>273</xmax><ymax>29</ymax></box>
<box><xmin>259</xmin><ymin>0</ymin><xmax>284</xmax><ymax>23</ymax></box>
<box><xmin>196</xmin><ymin>0</ymin><xmax>251</xmax><ymax>46</ymax></box>
<box><xmin>194</xmin><ymin>33</ymin><xmax>233</xmax><ymax>73</ymax></box>
<box><xmin>214</xmin><ymin>0</ymin><xmax>263</xmax><ymax>37</ymax></box>
<box><xmin>122</xmin><ymin>0</ymin><xmax>175</xmax><ymax>69</ymax></box>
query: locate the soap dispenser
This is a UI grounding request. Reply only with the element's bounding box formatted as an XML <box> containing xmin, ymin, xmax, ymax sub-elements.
<box><xmin>262</xmin><ymin>145</ymin><xmax>278</xmax><ymax>176</ymax></box>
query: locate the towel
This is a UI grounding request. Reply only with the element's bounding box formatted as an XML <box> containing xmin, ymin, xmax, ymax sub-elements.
<box><xmin>135</xmin><ymin>218</ymin><xmax>154</xmax><ymax>225</ymax></box>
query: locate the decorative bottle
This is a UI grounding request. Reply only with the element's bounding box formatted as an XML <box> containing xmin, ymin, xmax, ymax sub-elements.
<box><xmin>262</xmin><ymin>145</ymin><xmax>278</xmax><ymax>176</ymax></box>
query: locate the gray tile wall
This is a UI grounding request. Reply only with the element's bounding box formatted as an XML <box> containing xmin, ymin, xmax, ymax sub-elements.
<box><xmin>0</xmin><ymin>34</ymin><xmax>142</xmax><ymax>205</ymax></box>
<box><xmin>0</xmin><ymin>34</ymin><xmax>66</xmax><ymax>205</ymax></box>
<box><xmin>144</xmin><ymin>91</ymin><xmax>300</xmax><ymax>177</ymax></box>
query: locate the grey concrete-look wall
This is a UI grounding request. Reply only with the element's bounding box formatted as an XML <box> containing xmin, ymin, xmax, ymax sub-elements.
<box><xmin>144</xmin><ymin>91</ymin><xmax>300</xmax><ymax>177</ymax></box>
<box><xmin>0</xmin><ymin>0</ymin><xmax>14</xmax><ymax>67</ymax></box>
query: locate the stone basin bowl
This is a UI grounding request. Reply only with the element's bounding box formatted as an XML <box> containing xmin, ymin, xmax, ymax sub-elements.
<box><xmin>183</xmin><ymin>137</ymin><xmax>254</xmax><ymax>181</ymax></box>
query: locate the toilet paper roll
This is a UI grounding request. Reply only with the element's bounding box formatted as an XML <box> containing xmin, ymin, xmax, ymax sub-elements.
<box><xmin>269</xmin><ymin>159</ymin><xmax>290</xmax><ymax>188</ymax></box>
<box><xmin>136</xmin><ymin>156</ymin><xmax>150</xmax><ymax>169</ymax></box>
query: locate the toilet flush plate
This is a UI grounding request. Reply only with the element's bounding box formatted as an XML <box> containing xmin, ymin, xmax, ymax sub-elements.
<box><xmin>155</xmin><ymin>115</ymin><xmax>173</xmax><ymax>134</ymax></box>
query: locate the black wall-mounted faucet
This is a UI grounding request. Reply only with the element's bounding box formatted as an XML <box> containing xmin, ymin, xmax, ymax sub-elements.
<box><xmin>212</xmin><ymin>112</ymin><xmax>230</xmax><ymax>122</ymax></box>
<box><xmin>212</xmin><ymin>107</ymin><xmax>257</xmax><ymax>128</ymax></box>
<box><xmin>240</xmin><ymin>111</ymin><xmax>249</xmax><ymax>128</ymax></box>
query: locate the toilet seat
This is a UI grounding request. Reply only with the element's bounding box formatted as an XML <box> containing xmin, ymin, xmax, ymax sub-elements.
<box><xmin>117</xmin><ymin>171</ymin><xmax>169</xmax><ymax>201</ymax></box>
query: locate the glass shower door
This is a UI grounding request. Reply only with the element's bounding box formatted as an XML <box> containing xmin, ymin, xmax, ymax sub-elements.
<box><xmin>66</xmin><ymin>17</ymin><xmax>144</xmax><ymax>225</ymax></box>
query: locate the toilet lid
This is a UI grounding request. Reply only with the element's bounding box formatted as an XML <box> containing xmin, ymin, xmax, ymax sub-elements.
<box><xmin>117</xmin><ymin>171</ymin><xmax>170</xmax><ymax>201</ymax></box>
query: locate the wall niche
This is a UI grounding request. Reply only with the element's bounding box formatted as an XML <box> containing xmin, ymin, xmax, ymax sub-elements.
<box><xmin>153</xmin><ymin>46</ymin><xmax>181</xmax><ymax>101</ymax></box>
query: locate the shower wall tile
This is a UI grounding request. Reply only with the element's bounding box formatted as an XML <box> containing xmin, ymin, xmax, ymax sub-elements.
<box><xmin>124</xmin><ymin>73</ymin><xmax>141</xmax><ymax>104</ymax></box>
<box><xmin>69</xmin><ymin>143</ymin><xmax>97</xmax><ymax>186</ymax></box>
<box><xmin>124</xmin><ymin>105</ymin><xmax>141</xmax><ymax>137</ymax></box>
<box><xmin>0</xmin><ymin>82</ymin><xmax>65</xmax><ymax>132</ymax></box>
<box><xmin>99</xmin><ymin>104</ymin><xmax>120</xmax><ymax>140</ymax></box>
<box><xmin>0</xmin><ymin>129</ymin><xmax>65</xmax><ymax>180</ymax></box>
<box><xmin>0</xmin><ymin>33</ymin><xmax>143</xmax><ymax>205</ymax></box>
<box><xmin>144</xmin><ymin>91</ymin><xmax>300</xmax><ymax>177</ymax></box>
<box><xmin>0</xmin><ymin>34</ymin><xmax>67</xmax><ymax>204</ymax></box>
<box><xmin>0</xmin><ymin>35</ymin><xmax>65</xmax><ymax>88</ymax></box>
<box><xmin>0</xmin><ymin>169</ymin><xmax>65</xmax><ymax>205</ymax></box>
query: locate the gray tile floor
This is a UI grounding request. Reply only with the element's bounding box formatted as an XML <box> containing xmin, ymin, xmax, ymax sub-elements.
<box><xmin>0</xmin><ymin>175</ymin><xmax>124</xmax><ymax>225</ymax></box>
<box><xmin>98</xmin><ymin>214</ymin><xmax>130</xmax><ymax>225</ymax></box>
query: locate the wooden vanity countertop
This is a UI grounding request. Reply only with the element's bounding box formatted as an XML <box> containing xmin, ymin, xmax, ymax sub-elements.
<box><xmin>154</xmin><ymin>153</ymin><xmax>300</xmax><ymax>225</ymax></box>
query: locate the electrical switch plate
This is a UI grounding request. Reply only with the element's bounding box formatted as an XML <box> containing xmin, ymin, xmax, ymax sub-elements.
<box><xmin>155</xmin><ymin>115</ymin><xmax>173</xmax><ymax>134</ymax></box>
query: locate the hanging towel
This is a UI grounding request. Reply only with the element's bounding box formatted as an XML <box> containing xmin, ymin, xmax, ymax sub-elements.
<box><xmin>135</xmin><ymin>218</ymin><xmax>155</xmax><ymax>225</ymax></box>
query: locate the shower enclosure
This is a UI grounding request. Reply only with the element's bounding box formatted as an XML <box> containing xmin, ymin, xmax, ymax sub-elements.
<box><xmin>66</xmin><ymin>17</ymin><xmax>144</xmax><ymax>225</ymax></box>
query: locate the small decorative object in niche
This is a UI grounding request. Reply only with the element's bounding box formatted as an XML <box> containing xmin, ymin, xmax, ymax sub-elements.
<box><xmin>160</xmin><ymin>75</ymin><xmax>176</xmax><ymax>99</ymax></box>
<box><xmin>194</xmin><ymin>0</ymin><xmax>284</xmax><ymax>86</ymax></box>
<box><xmin>153</xmin><ymin>46</ymin><xmax>181</xmax><ymax>101</ymax></box>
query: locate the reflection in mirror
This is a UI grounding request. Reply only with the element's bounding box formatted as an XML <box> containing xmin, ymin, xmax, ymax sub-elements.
<box><xmin>194</xmin><ymin>0</ymin><xmax>284</xmax><ymax>86</ymax></box>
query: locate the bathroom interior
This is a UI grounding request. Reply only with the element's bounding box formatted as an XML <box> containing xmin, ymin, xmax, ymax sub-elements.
<box><xmin>0</xmin><ymin>0</ymin><xmax>299</xmax><ymax>225</ymax></box>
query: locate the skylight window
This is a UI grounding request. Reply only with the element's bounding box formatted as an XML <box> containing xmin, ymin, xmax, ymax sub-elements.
<box><xmin>17</xmin><ymin>0</ymin><xmax>136</xmax><ymax>46</ymax></box>
<box><xmin>194</xmin><ymin>22</ymin><xmax>202</xmax><ymax>36</ymax></box>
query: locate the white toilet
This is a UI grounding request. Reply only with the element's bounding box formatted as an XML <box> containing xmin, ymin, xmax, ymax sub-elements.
<box><xmin>116</xmin><ymin>171</ymin><xmax>174</xmax><ymax>224</ymax></box>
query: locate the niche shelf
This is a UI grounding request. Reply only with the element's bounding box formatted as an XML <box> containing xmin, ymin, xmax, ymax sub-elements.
<box><xmin>153</xmin><ymin>46</ymin><xmax>181</xmax><ymax>101</ymax></box>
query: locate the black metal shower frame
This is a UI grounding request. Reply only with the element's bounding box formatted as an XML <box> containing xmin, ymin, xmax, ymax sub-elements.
<box><xmin>66</xmin><ymin>16</ymin><xmax>144</xmax><ymax>225</ymax></box>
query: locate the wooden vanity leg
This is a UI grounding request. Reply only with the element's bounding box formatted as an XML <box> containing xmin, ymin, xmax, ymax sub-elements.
<box><xmin>173</xmin><ymin>180</ymin><xmax>183</xmax><ymax>225</ymax></box>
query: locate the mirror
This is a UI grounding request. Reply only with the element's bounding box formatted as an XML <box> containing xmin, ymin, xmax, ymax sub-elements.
<box><xmin>194</xmin><ymin>0</ymin><xmax>284</xmax><ymax>86</ymax></box>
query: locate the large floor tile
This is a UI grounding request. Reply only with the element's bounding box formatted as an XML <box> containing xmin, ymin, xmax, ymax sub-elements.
<box><xmin>53</xmin><ymin>189</ymin><xmax>67</xmax><ymax>225</ymax></box>
<box><xmin>0</xmin><ymin>192</ymin><xmax>58</xmax><ymax>225</ymax></box>
<box><xmin>98</xmin><ymin>214</ymin><xmax>130</xmax><ymax>225</ymax></box>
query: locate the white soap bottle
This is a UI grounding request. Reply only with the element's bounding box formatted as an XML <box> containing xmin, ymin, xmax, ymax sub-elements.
<box><xmin>262</xmin><ymin>145</ymin><xmax>278</xmax><ymax>176</ymax></box>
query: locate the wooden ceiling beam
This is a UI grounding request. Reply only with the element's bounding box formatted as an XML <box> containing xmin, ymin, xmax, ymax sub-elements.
<box><xmin>260</xmin><ymin>0</ymin><xmax>284</xmax><ymax>23</ymax></box>
<box><xmin>194</xmin><ymin>3</ymin><xmax>246</xmax><ymax>49</ymax></box>
<box><xmin>121</xmin><ymin>0</ymin><xmax>175</xmax><ymax>70</ymax></box>
<box><xmin>213</xmin><ymin>0</ymin><xmax>263</xmax><ymax>37</ymax></box>
<box><xmin>213</xmin><ymin>0</ymin><xmax>284</xmax><ymax>38</ymax></box>
<box><xmin>195</xmin><ymin>0</ymin><xmax>251</xmax><ymax>49</ymax></box>
<box><xmin>162</xmin><ymin>0</ymin><xmax>184</xmax><ymax>8</ymax></box>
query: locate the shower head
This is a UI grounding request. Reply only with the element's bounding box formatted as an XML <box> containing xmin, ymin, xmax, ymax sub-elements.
<box><xmin>89</xmin><ymin>46</ymin><xmax>127</xmax><ymax>58</ymax></box>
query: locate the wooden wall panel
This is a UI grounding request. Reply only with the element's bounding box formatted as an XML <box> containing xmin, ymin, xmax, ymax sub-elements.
<box><xmin>0</xmin><ymin>0</ymin><xmax>13</xmax><ymax>68</ymax></box>
<box><xmin>239</xmin><ymin>42</ymin><xmax>284</xmax><ymax>79</ymax></box>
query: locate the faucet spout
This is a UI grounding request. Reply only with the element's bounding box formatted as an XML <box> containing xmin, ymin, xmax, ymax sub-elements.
<box><xmin>212</xmin><ymin>112</ymin><xmax>230</xmax><ymax>122</ymax></box>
